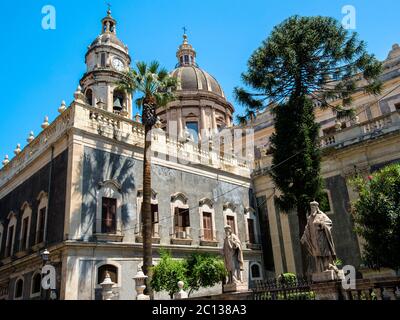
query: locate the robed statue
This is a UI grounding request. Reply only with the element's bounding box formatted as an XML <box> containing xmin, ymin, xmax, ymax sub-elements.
<box><xmin>223</xmin><ymin>225</ymin><xmax>244</xmax><ymax>284</ymax></box>
<box><xmin>301</xmin><ymin>201</ymin><xmax>337</xmax><ymax>273</ymax></box>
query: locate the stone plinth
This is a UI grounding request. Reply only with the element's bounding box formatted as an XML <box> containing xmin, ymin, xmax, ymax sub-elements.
<box><xmin>311</xmin><ymin>281</ymin><xmax>344</xmax><ymax>300</ymax></box>
<box><xmin>223</xmin><ymin>282</ymin><xmax>248</xmax><ymax>293</ymax></box>
<box><xmin>312</xmin><ymin>270</ymin><xmax>343</xmax><ymax>283</ymax></box>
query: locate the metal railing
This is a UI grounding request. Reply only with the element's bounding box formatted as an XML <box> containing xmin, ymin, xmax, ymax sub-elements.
<box><xmin>252</xmin><ymin>276</ymin><xmax>315</xmax><ymax>300</ymax></box>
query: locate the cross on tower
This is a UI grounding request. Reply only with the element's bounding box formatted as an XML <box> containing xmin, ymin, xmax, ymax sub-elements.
<box><xmin>182</xmin><ymin>26</ymin><xmax>187</xmax><ymax>35</ymax></box>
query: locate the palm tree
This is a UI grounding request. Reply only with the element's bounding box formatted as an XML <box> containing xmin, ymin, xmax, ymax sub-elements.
<box><xmin>118</xmin><ymin>61</ymin><xmax>177</xmax><ymax>296</ymax></box>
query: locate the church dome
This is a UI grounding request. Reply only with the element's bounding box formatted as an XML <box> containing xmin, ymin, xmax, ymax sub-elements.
<box><xmin>170</xmin><ymin>34</ymin><xmax>225</xmax><ymax>99</ymax></box>
<box><xmin>170</xmin><ymin>66</ymin><xmax>225</xmax><ymax>98</ymax></box>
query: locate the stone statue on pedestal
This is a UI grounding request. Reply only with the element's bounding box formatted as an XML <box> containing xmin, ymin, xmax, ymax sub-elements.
<box><xmin>223</xmin><ymin>225</ymin><xmax>244</xmax><ymax>285</ymax></box>
<box><xmin>301</xmin><ymin>201</ymin><xmax>341</xmax><ymax>282</ymax></box>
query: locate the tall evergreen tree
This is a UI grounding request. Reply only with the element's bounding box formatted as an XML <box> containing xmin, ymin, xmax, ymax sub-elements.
<box><xmin>235</xmin><ymin>16</ymin><xmax>382</xmax><ymax>273</ymax></box>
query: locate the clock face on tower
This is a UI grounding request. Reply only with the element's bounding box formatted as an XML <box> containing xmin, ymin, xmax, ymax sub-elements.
<box><xmin>112</xmin><ymin>57</ymin><xmax>124</xmax><ymax>71</ymax></box>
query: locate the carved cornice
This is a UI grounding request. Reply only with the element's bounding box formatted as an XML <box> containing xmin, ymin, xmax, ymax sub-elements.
<box><xmin>199</xmin><ymin>198</ymin><xmax>214</xmax><ymax>208</ymax></box>
<box><xmin>171</xmin><ymin>192</ymin><xmax>188</xmax><ymax>205</ymax></box>
<box><xmin>98</xmin><ymin>179</ymin><xmax>122</xmax><ymax>192</ymax></box>
<box><xmin>223</xmin><ymin>202</ymin><xmax>236</xmax><ymax>212</ymax></box>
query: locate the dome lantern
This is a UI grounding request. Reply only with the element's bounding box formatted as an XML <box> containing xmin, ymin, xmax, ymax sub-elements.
<box><xmin>176</xmin><ymin>30</ymin><xmax>197</xmax><ymax>67</ymax></box>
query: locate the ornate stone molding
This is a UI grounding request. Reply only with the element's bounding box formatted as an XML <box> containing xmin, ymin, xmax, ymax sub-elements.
<box><xmin>223</xmin><ymin>202</ymin><xmax>236</xmax><ymax>212</ymax></box>
<box><xmin>171</xmin><ymin>192</ymin><xmax>188</xmax><ymax>205</ymax></box>
<box><xmin>98</xmin><ymin>179</ymin><xmax>122</xmax><ymax>192</ymax></box>
<box><xmin>199</xmin><ymin>198</ymin><xmax>214</xmax><ymax>208</ymax></box>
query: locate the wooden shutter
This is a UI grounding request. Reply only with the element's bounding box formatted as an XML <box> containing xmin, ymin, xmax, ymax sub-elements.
<box><xmin>21</xmin><ymin>218</ymin><xmax>29</xmax><ymax>250</ymax></box>
<box><xmin>203</xmin><ymin>212</ymin><xmax>213</xmax><ymax>240</ymax></box>
<box><xmin>227</xmin><ymin>216</ymin><xmax>236</xmax><ymax>234</ymax></box>
<box><xmin>38</xmin><ymin>208</ymin><xmax>46</xmax><ymax>244</ymax></box>
<box><xmin>7</xmin><ymin>225</ymin><xmax>14</xmax><ymax>256</ymax></box>
<box><xmin>181</xmin><ymin>208</ymin><xmax>190</xmax><ymax>227</ymax></box>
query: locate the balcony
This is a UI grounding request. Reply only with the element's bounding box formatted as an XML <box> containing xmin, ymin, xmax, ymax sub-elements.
<box><xmin>199</xmin><ymin>229</ymin><xmax>219</xmax><ymax>247</ymax></box>
<box><xmin>320</xmin><ymin>110</ymin><xmax>400</xmax><ymax>151</ymax></box>
<box><xmin>93</xmin><ymin>219</ymin><xmax>124</xmax><ymax>242</ymax></box>
<box><xmin>170</xmin><ymin>227</ymin><xmax>192</xmax><ymax>246</ymax></box>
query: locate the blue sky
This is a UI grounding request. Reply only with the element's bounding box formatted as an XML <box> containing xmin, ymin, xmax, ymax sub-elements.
<box><xmin>1</xmin><ymin>0</ymin><xmax>399</xmax><ymax>158</ymax></box>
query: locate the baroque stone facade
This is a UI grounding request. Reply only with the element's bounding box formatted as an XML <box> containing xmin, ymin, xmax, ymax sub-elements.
<box><xmin>250</xmin><ymin>43</ymin><xmax>400</xmax><ymax>276</ymax></box>
<box><xmin>0</xmin><ymin>11</ymin><xmax>262</xmax><ymax>300</ymax></box>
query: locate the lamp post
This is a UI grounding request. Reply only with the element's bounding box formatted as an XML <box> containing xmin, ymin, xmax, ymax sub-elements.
<box><xmin>40</xmin><ymin>248</ymin><xmax>57</xmax><ymax>300</ymax></box>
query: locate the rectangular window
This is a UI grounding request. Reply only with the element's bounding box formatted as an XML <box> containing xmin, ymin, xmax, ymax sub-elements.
<box><xmin>247</xmin><ymin>218</ymin><xmax>256</xmax><ymax>244</ymax></box>
<box><xmin>21</xmin><ymin>217</ymin><xmax>29</xmax><ymax>250</ymax></box>
<box><xmin>102</xmin><ymin>198</ymin><xmax>117</xmax><ymax>234</ymax></box>
<box><xmin>186</xmin><ymin>122</ymin><xmax>199</xmax><ymax>143</ymax></box>
<box><xmin>37</xmin><ymin>208</ymin><xmax>46</xmax><ymax>244</ymax></box>
<box><xmin>202</xmin><ymin>212</ymin><xmax>213</xmax><ymax>241</ymax></box>
<box><xmin>6</xmin><ymin>226</ymin><xmax>14</xmax><ymax>257</ymax></box>
<box><xmin>101</xmin><ymin>53</ymin><xmax>106</xmax><ymax>67</ymax></box>
<box><xmin>174</xmin><ymin>207</ymin><xmax>190</xmax><ymax>238</ymax></box>
<box><xmin>227</xmin><ymin>215</ymin><xmax>236</xmax><ymax>234</ymax></box>
<box><xmin>151</xmin><ymin>204</ymin><xmax>159</xmax><ymax>224</ymax></box>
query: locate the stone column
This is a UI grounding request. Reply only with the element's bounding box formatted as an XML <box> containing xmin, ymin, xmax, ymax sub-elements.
<box><xmin>178</xmin><ymin>108</ymin><xmax>184</xmax><ymax>140</ymax></box>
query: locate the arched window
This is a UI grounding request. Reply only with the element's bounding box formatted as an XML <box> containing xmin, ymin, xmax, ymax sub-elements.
<box><xmin>199</xmin><ymin>198</ymin><xmax>217</xmax><ymax>245</ymax></box>
<box><xmin>19</xmin><ymin>202</ymin><xmax>32</xmax><ymax>252</ymax></box>
<box><xmin>113</xmin><ymin>90</ymin><xmax>125</xmax><ymax>114</ymax></box>
<box><xmin>96</xmin><ymin>180</ymin><xmax>123</xmax><ymax>240</ymax></box>
<box><xmin>85</xmin><ymin>89</ymin><xmax>93</xmax><ymax>106</ymax></box>
<box><xmin>170</xmin><ymin>193</ymin><xmax>191</xmax><ymax>244</ymax></box>
<box><xmin>250</xmin><ymin>262</ymin><xmax>262</xmax><ymax>280</ymax></box>
<box><xmin>30</xmin><ymin>272</ymin><xmax>42</xmax><ymax>297</ymax></box>
<box><xmin>36</xmin><ymin>192</ymin><xmax>48</xmax><ymax>245</ymax></box>
<box><xmin>6</xmin><ymin>212</ymin><xmax>17</xmax><ymax>257</ymax></box>
<box><xmin>14</xmin><ymin>278</ymin><xmax>24</xmax><ymax>300</ymax></box>
<box><xmin>97</xmin><ymin>264</ymin><xmax>118</xmax><ymax>285</ymax></box>
<box><xmin>136</xmin><ymin>189</ymin><xmax>159</xmax><ymax>241</ymax></box>
<box><xmin>244</xmin><ymin>207</ymin><xmax>259</xmax><ymax>248</ymax></box>
<box><xmin>223</xmin><ymin>203</ymin><xmax>238</xmax><ymax>235</ymax></box>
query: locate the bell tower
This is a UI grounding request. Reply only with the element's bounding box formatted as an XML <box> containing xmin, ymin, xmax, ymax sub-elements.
<box><xmin>80</xmin><ymin>9</ymin><xmax>132</xmax><ymax>117</ymax></box>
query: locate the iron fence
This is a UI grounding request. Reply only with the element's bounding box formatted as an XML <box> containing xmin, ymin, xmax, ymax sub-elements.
<box><xmin>252</xmin><ymin>276</ymin><xmax>315</xmax><ymax>300</ymax></box>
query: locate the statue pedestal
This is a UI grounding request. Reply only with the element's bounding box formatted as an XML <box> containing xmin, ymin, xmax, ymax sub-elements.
<box><xmin>312</xmin><ymin>270</ymin><xmax>344</xmax><ymax>283</ymax></box>
<box><xmin>223</xmin><ymin>282</ymin><xmax>248</xmax><ymax>293</ymax></box>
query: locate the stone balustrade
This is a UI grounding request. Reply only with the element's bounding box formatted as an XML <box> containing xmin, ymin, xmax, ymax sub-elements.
<box><xmin>0</xmin><ymin>102</ymin><xmax>250</xmax><ymax>189</ymax></box>
<box><xmin>252</xmin><ymin>110</ymin><xmax>400</xmax><ymax>178</ymax></box>
<box><xmin>321</xmin><ymin>110</ymin><xmax>400</xmax><ymax>150</ymax></box>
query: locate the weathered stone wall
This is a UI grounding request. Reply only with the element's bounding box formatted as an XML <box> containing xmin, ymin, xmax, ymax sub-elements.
<box><xmin>0</xmin><ymin>149</ymin><xmax>68</xmax><ymax>257</ymax></box>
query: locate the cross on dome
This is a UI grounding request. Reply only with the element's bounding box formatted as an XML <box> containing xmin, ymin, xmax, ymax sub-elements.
<box><xmin>176</xmin><ymin>29</ymin><xmax>197</xmax><ymax>67</ymax></box>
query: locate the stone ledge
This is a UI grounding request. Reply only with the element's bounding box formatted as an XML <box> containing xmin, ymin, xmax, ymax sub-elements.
<box><xmin>94</xmin><ymin>234</ymin><xmax>124</xmax><ymax>242</ymax></box>
<box><xmin>135</xmin><ymin>236</ymin><xmax>161</xmax><ymax>244</ymax></box>
<box><xmin>171</xmin><ymin>238</ymin><xmax>193</xmax><ymax>246</ymax></box>
<box><xmin>200</xmin><ymin>240</ymin><xmax>219</xmax><ymax>247</ymax></box>
<box><xmin>246</xmin><ymin>243</ymin><xmax>262</xmax><ymax>250</ymax></box>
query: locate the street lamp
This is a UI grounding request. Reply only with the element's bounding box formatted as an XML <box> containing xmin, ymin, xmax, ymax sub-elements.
<box><xmin>41</xmin><ymin>249</ymin><xmax>50</xmax><ymax>264</ymax></box>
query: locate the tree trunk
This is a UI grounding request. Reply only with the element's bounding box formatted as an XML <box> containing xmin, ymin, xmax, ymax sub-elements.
<box><xmin>142</xmin><ymin>123</ymin><xmax>153</xmax><ymax>298</ymax></box>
